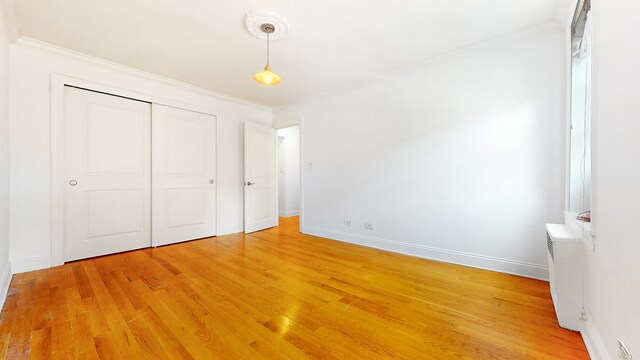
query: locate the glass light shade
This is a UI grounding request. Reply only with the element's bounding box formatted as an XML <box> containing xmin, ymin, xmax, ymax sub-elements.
<box><xmin>253</xmin><ymin>65</ymin><xmax>282</xmax><ymax>86</ymax></box>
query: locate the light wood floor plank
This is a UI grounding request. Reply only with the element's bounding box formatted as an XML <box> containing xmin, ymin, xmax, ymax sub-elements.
<box><xmin>0</xmin><ymin>217</ymin><xmax>588</xmax><ymax>359</ymax></box>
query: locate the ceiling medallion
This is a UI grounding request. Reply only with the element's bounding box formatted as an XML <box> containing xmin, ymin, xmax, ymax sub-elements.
<box><xmin>245</xmin><ymin>10</ymin><xmax>290</xmax><ymax>40</ymax></box>
<box><xmin>247</xmin><ymin>10</ymin><xmax>288</xmax><ymax>86</ymax></box>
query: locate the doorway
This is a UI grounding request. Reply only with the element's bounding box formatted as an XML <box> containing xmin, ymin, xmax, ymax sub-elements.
<box><xmin>277</xmin><ymin>126</ymin><xmax>300</xmax><ymax>220</ymax></box>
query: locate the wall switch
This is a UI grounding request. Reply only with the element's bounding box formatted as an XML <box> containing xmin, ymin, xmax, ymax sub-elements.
<box><xmin>618</xmin><ymin>338</ymin><xmax>632</xmax><ymax>360</ymax></box>
<box><xmin>344</xmin><ymin>220</ymin><xmax>352</xmax><ymax>226</ymax></box>
<box><xmin>364</xmin><ymin>223</ymin><xmax>374</xmax><ymax>230</ymax></box>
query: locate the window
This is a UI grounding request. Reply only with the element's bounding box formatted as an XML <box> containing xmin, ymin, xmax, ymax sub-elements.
<box><xmin>568</xmin><ymin>0</ymin><xmax>592</xmax><ymax>223</ymax></box>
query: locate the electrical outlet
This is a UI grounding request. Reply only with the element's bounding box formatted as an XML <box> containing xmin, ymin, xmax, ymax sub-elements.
<box><xmin>344</xmin><ymin>220</ymin><xmax>352</xmax><ymax>226</ymax></box>
<box><xmin>579</xmin><ymin>310</ymin><xmax>588</xmax><ymax>321</ymax></box>
<box><xmin>618</xmin><ymin>338</ymin><xmax>632</xmax><ymax>360</ymax></box>
<box><xmin>364</xmin><ymin>223</ymin><xmax>374</xmax><ymax>230</ymax></box>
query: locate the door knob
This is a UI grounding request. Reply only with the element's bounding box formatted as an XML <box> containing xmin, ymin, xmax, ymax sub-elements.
<box><xmin>69</xmin><ymin>180</ymin><xmax>78</xmax><ymax>186</ymax></box>
<box><xmin>209</xmin><ymin>179</ymin><xmax>214</xmax><ymax>184</ymax></box>
<box><xmin>246</xmin><ymin>182</ymin><xmax>255</xmax><ymax>186</ymax></box>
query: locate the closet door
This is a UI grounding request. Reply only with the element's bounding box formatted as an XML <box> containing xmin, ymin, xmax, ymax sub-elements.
<box><xmin>152</xmin><ymin>105</ymin><xmax>217</xmax><ymax>246</ymax></box>
<box><xmin>64</xmin><ymin>87</ymin><xmax>152</xmax><ymax>261</ymax></box>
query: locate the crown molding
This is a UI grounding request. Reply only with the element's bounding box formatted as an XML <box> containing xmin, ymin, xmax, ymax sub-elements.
<box><xmin>273</xmin><ymin>20</ymin><xmax>565</xmax><ymax>111</ymax></box>
<box><xmin>14</xmin><ymin>18</ymin><xmax>564</xmax><ymax>113</ymax></box>
<box><xmin>14</xmin><ymin>36</ymin><xmax>272</xmax><ymax>113</ymax></box>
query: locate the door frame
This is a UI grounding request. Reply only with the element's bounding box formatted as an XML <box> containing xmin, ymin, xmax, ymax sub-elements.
<box><xmin>274</xmin><ymin>117</ymin><xmax>304</xmax><ymax>230</ymax></box>
<box><xmin>51</xmin><ymin>74</ymin><xmax>221</xmax><ymax>266</ymax></box>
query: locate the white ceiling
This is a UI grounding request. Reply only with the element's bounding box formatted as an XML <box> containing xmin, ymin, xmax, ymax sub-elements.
<box><xmin>11</xmin><ymin>0</ymin><xmax>562</xmax><ymax>107</ymax></box>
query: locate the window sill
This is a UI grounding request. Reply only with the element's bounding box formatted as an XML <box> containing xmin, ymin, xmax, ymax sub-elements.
<box><xmin>564</xmin><ymin>211</ymin><xmax>595</xmax><ymax>251</ymax></box>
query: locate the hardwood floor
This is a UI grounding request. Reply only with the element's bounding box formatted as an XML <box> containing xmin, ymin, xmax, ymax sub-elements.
<box><xmin>0</xmin><ymin>216</ymin><xmax>588</xmax><ymax>359</ymax></box>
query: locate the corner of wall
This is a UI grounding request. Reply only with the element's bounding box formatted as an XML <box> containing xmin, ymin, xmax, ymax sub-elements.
<box><xmin>0</xmin><ymin>0</ymin><xmax>19</xmax><ymax>42</ymax></box>
<box><xmin>279</xmin><ymin>210</ymin><xmax>299</xmax><ymax>217</ymax></box>
<box><xmin>0</xmin><ymin>260</ymin><xmax>11</xmax><ymax>309</ymax></box>
<box><xmin>0</xmin><ymin>0</ymin><xmax>14</xmax><ymax>312</ymax></box>
<box><xmin>11</xmin><ymin>256</ymin><xmax>51</xmax><ymax>274</ymax></box>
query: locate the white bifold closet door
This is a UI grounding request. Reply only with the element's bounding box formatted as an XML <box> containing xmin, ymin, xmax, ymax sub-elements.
<box><xmin>244</xmin><ymin>122</ymin><xmax>277</xmax><ymax>233</ymax></box>
<box><xmin>152</xmin><ymin>104</ymin><xmax>217</xmax><ymax>246</ymax></box>
<box><xmin>64</xmin><ymin>87</ymin><xmax>152</xmax><ymax>261</ymax></box>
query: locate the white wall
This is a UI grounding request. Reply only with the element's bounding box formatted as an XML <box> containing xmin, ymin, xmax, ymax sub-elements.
<box><xmin>274</xmin><ymin>28</ymin><xmax>566</xmax><ymax>279</ymax></box>
<box><xmin>277</xmin><ymin>126</ymin><xmax>300</xmax><ymax>217</ymax></box>
<box><xmin>0</xmin><ymin>3</ymin><xmax>12</xmax><ymax>303</ymax></box>
<box><xmin>9</xmin><ymin>39</ymin><xmax>272</xmax><ymax>273</ymax></box>
<box><xmin>578</xmin><ymin>0</ymin><xmax>640</xmax><ymax>358</ymax></box>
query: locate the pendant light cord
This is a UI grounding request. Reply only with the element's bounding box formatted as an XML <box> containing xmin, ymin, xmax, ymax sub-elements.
<box><xmin>266</xmin><ymin>32</ymin><xmax>270</xmax><ymax>66</ymax></box>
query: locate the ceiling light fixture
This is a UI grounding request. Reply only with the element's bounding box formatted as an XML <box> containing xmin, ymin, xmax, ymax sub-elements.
<box><xmin>253</xmin><ymin>23</ymin><xmax>281</xmax><ymax>86</ymax></box>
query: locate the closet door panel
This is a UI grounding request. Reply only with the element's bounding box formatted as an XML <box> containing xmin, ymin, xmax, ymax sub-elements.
<box><xmin>152</xmin><ymin>104</ymin><xmax>216</xmax><ymax>246</ymax></box>
<box><xmin>64</xmin><ymin>87</ymin><xmax>152</xmax><ymax>261</ymax></box>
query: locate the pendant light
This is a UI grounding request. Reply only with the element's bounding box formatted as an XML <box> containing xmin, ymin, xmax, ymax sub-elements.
<box><xmin>253</xmin><ymin>23</ymin><xmax>282</xmax><ymax>86</ymax></box>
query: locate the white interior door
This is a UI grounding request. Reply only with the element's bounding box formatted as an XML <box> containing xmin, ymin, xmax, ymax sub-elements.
<box><xmin>244</xmin><ymin>122</ymin><xmax>277</xmax><ymax>233</ymax></box>
<box><xmin>152</xmin><ymin>105</ymin><xmax>216</xmax><ymax>246</ymax></box>
<box><xmin>64</xmin><ymin>87</ymin><xmax>151</xmax><ymax>261</ymax></box>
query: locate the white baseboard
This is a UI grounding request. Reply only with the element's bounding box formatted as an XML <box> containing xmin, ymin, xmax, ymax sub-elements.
<box><xmin>0</xmin><ymin>261</ymin><xmax>12</xmax><ymax>310</ymax></box>
<box><xmin>301</xmin><ymin>226</ymin><xmax>549</xmax><ymax>280</ymax></box>
<box><xmin>279</xmin><ymin>210</ymin><xmax>300</xmax><ymax>217</ymax></box>
<box><xmin>580</xmin><ymin>317</ymin><xmax>610</xmax><ymax>360</ymax></box>
<box><xmin>11</xmin><ymin>256</ymin><xmax>51</xmax><ymax>274</ymax></box>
